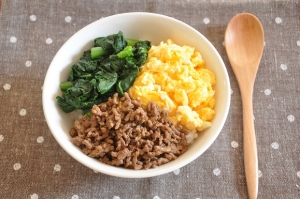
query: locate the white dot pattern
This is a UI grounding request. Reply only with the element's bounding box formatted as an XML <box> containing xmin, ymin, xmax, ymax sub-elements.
<box><xmin>54</xmin><ymin>164</ymin><xmax>61</xmax><ymax>171</ymax></box>
<box><xmin>287</xmin><ymin>115</ymin><xmax>295</xmax><ymax>122</ymax></box>
<box><xmin>297</xmin><ymin>171</ymin><xmax>300</xmax><ymax>178</ymax></box>
<box><xmin>213</xmin><ymin>168</ymin><xmax>221</xmax><ymax>176</ymax></box>
<box><xmin>19</xmin><ymin>109</ymin><xmax>27</xmax><ymax>116</ymax></box>
<box><xmin>10</xmin><ymin>36</ymin><xmax>17</xmax><ymax>43</ymax></box>
<box><xmin>113</xmin><ymin>196</ymin><xmax>120</xmax><ymax>199</ymax></box>
<box><xmin>203</xmin><ymin>17</ymin><xmax>210</xmax><ymax>24</ymax></box>
<box><xmin>3</xmin><ymin>83</ymin><xmax>11</xmax><ymax>90</ymax></box>
<box><xmin>258</xmin><ymin>170</ymin><xmax>262</xmax><ymax>178</ymax></box>
<box><xmin>153</xmin><ymin>196</ymin><xmax>160</xmax><ymax>199</ymax></box>
<box><xmin>46</xmin><ymin>38</ymin><xmax>53</xmax><ymax>44</ymax></box>
<box><xmin>71</xmin><ymin>195</ymin><xmax>79</xmax><ymax>199</ymax></box>
<box><xmin>37</xmin><ymin>136</ymin><xmax>44</xmax><ymax>143</ymax></box>
<box><xmin>30</xmin><ymin>15</ymin><xmax>37</xmax><ymax>21</ymax></box>
<box><xmin>297</xmin><ymin>40</ymin><xmax>300</xmax><ymax>46</ymax></box>
<box><xmin>275</xmin><ymin>17</ymin><xmax>282</xmax><ymax>24</ymax></box>
<box><xmin>271</xmin><ymin>142</ymin><xmax>279</xmax><ymax>149</ymax></box>
<box><xmin>25</xmin><ymin>60</ymin><xmax>32</xmax><ymax>67</ymax></box>
<box><xmin>13</xmin><ymin>163</ymin><xmax>21</xmax><ymax>170</ymax></box>
<box><xmin>231</xmin><ymin>141</ymin><xmax>239</xmax><ymax>148</ymax></box>
<box><xmin>0</xmin><ymin>134</ymin><xmax>4</xmax><ymax>142</ymax></box>
<box><xmin>264</xmin><ymin>89</ymin><xmax>271</xmax><ymax>95</ymax></box>
<box><xmin>65</xmin><ymin>16</ymin><xmax>72</xmax><ymax>23</ymax></box>
<box><xmin>280</xmin><ymin>64</ymin><xmax>287</xmax><ymax>70</ymax></box>
<box><xmin>30</xmin><ymin>193</ymin><xmax>39</xmax><ymax>199</ymax></box>
<box><xmin>173</xmin><ymin>169</ymin><xmax>180</xmax><ymax>175</ymax></box>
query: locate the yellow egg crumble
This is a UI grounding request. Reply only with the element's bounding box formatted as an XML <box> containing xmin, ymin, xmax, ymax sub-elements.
<box><xmin>129</xmin><ymin>39</ymin><xmax>216</xmax><ymax>141</ymax></box>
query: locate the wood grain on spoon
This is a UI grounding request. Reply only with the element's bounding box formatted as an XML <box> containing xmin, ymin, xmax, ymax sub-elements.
<box><xmin>225</xmin><ymin>13</ymin><xmax>264</xmax><ymax>199</ymax></box>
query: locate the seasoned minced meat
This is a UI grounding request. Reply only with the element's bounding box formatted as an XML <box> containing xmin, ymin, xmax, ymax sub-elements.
<box><xmin>70</xmin><ymin>92</ymin><xmax>189</xmax><ymax>170</ymax></box>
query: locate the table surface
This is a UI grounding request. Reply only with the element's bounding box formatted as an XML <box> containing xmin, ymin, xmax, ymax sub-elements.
<box><xmin>1</xmin><ymin>0</ymin><xmax>300</xmax><ymax>199</ymax></box>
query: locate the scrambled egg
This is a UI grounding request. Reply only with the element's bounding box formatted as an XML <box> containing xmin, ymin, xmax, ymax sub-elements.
<box><xmin>128</xmin><ymin>39</ymin><xmax>216</xmax><ymax>134</ymax></box>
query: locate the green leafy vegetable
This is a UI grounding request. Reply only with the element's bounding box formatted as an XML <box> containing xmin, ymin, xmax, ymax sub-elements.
<box><xmin>126</xmin><ymin>38</ymin><xmax>139</xmax><ymax>47</ymax></box>
<box><xmin>95</xmin><ymin>69</ymin><xmax>118</xmax><ymax>94</ymax></box>
<box><xmin>56</xmin><ymin>31</ymin><xmax>151</xmax><ymax>113</ymax></box>
<box><xmin>133</xmin><ymin>40</ymin><xmax>151</xmax><ymax>67</ymax></box>
<box><xmin>68</xmin><ymin>50</ymin><xmax>98</xmax><ymax>81</ymax></box>
<box><xmin>117</xmin><ymin>66</ymin><xmax>139</xmax><ymax>95</ymax></box>
<box><xmin>117</xmin><ymin>46</ymin><xmax>134</xmax><ymax>59</ymax></box>
<box><xmin>94</xmin><ymin>31</ymin><xmax>127</xmax><ymax>53</ymax></box>
<box><xmin>60</xmin><ymin>81</ymin><xmax>73</xmax><ymax>91</ymax></box>
<box><xmin>91</xmin><ymin>47</ymin><xmax>108</xmax><ymax>59</ymax></box>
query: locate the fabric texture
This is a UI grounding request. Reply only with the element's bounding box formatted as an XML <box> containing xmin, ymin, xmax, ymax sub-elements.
<box><xmin>0</xmin><ymin>0</ymin><xmax>299</xmax><ymax>198</ymax></box>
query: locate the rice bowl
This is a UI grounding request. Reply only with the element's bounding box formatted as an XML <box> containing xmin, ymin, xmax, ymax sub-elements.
<box><xmin>42</xmin><ymin>12</ymin><xmax>231</xmax><ymax>178</ymax></box>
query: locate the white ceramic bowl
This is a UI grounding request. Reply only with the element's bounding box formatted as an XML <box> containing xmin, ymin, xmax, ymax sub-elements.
<box><xmin>43</xmin><ymin>12</ymin><xmax>230</xmax><ymax>178</ymax></box>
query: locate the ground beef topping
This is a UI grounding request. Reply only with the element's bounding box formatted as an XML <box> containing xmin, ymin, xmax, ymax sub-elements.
<box><xmin>70</xmin><ymin>92</ymin><xmax>189</xmax><ymax>170</ymax></box>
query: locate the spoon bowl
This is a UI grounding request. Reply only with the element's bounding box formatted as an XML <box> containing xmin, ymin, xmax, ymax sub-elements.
<box><xmin>225</xmin><ymin>14</ymin><xmax>264</xmax><ymax>68</ymax></box>
<box><xmin>225</xmin><ymin>13</ymin><xmax>264</xmax><ymax>199</ymax></box>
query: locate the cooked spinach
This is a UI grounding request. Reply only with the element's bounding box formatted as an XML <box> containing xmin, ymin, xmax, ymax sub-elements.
<box><xmin>56</xmin><ymin>31</ymin><xmax>151</xmax><ymax>113</ymax></box>
<box><xmin>95</xmin><ymin>69</ymin><xmax>118</xmax><ymax>94</ymax></box>
<box><xmin>94</xmin><ymin>31</ymin><xmax>127</xmax><ymax>53</ymax></box>
<box><xmin>116</xmin><ymin>66</ymin><xmax>139</xmax><ymax>96</ymax></box>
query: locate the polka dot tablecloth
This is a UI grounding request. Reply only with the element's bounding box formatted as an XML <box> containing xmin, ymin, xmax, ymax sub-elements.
<box><xmin>0</xmin><ymin>0</ymin><xmax>299</xmax><ymax>198</ymax></box>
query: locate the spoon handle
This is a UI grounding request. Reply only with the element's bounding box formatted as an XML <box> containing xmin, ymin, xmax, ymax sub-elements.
<box><xmin>241</xmin><ymin>90</ymin><xmax>258</xmax><ymax>199</ymax></box>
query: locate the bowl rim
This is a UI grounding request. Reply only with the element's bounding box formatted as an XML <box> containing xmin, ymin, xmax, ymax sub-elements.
<box><xmin>42</xmin><ymin>12</ymin><xmax>231</xmax><ymax>178</ymax></box>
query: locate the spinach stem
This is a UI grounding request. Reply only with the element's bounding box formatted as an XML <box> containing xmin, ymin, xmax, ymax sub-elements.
<box><xmin>126</xmin><ymin>38</ymin><xmax>138</xmax><ymax>46</ymax></box>
<box><xmin>117</xmin><ymin>46</ymin><xmax>133</xmax><ymax>59</ymax></box>
<box><xmin>79</xmin><ymin>74</ymin><xmax>92</xmax><ymax>78</ymax></box>
<box><xmin>60</xmin><ymin>81</ymin><xmax>73</xmax><ymax>91</ymax></box>
<box><xmin>91</xmin><ymin>47</ymin><xmax>108</xmax><ymax>59</ymax></box>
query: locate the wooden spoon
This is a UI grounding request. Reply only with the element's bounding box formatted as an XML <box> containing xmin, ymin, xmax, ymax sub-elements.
<box><xmin>225</xmin><ymin>13</ymin><xmax>264</xmax><ymax>199</ymax></box>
